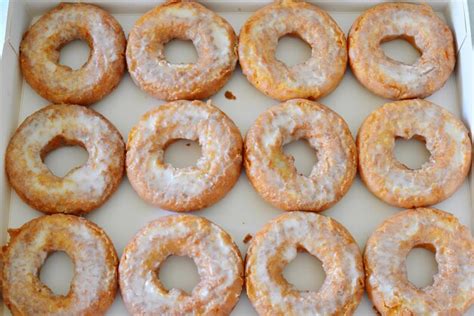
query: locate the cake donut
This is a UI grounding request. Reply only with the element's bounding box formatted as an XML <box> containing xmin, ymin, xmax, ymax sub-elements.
<box><xmin>246</xmin><ymin>212</ymin><xmax>364</xmax><ymax>315</ymax></box>
<box><xmin>126</xmin><ymin>1</ymin><xmax>238</xmax><ymax>100</ymax></box>
<box><xmin>239</xmin><ymin>0</ymin><xmax>347</xmax><ymax>101</ymax></box>
<box><xmin>348</xmin><ymin>2</ymin><xmax>455</xmax><ymax>99</ymax></box>
<box><xmin>244</xmin><ymin>99</ymin><xmax>357</xmax><ymax>212</ymax></box>
<box><xmin>357</xmin><ymin>99</ymin><xmax>471</xmax><ymax>208</ymax></box>
<box><xmin>5</xmin><ymin>104</ymin><xmax>125</xmax><ymax>215</ymax></box>
<box><xmin>119</xmin><ymin>215</ymin><xmax>244</xmax><ymax>315</ymax></box>
<box><xmin>365</xmin><ymin>208</ymin><xmax>474</xmax><ymax>314</ymax></box>
<box><xmin>1</xmin><ymin>214</ymin><xmax>118</xmax><ymax>315</ymax></box>
<box><xmin>20</xmin><ymin>3</ymin><xmax>126</xmax><ymax>105</ymax></box>
<box><xmin>126</xmin><ymin>100</ymin><xmax>243</xmax><ymax>211</ymax></box>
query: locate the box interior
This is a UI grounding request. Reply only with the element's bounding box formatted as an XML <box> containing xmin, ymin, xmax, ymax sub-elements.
<box><xmin>1</xmin><ymin>1</ymin><xmax>473</xmax><ymax>315</ymax></box>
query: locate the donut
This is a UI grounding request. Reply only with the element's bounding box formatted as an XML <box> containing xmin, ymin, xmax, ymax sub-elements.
<box><xmin>20</xmin><ymin>3</ymin><xmax>126</xmax><ymax>105</ymax></box>
<box><xmin>365</xmin><ymin>208</ymin><xmax>474</xmax><ymax>314</ymax></box>
<box><xmin>348</xmin><ymin>2</ymin><xmax>455</xmax><ymax>99</ymax></box>
<box><xmin>5</xmin><ymin>104</ymin><xmax>125</xmax><ymax>215</ymax></box>
<box><xmin>244</xmin><ymin>99</ymin><xmax>357</xmax><ymax>212</ymax></box>
<box><xmin>126</xmin><ymin>100</ymin><xmax>243</xmax><ymax>211</ymax></box>
<box><xmin>238</xmin><ymin>0</ymin><xmax>347</xmax><ymax>101</ymax></box>
<box><xmin>126</xmin><ymin>1</ymin><xmax>238</xmax><ymax>100</ymax></box>
<box><xmin>119</xmin><ymin>215</ymin><xmax>244</xmax><ymax>315</ymax></box>
<box><xmin>246</xmin><ymin>211</ymin><xmax>364</xmax><ymax>315</ymax></box>
<box><xmin>1</xmin><ymin>214</ymin><xmax>118</xmax><ymax>315</ymax></box>
<box><xmin>357</xmin><ymin>99</ymin><xmax>471</xmax><ymax>208</ymax></box>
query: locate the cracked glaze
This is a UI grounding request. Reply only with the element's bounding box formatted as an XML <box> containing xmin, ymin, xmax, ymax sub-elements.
<box><xmin>239</xmin><ymin>0</ymin><xmax>347</xmax><ymax>101</ymax></box>
<box><xmin>246</xmin><ymin>212</ymin><xmax>364</xmax><ymax>315</ymax></box>
<box><xmin>2</xmin><ymin>215</ymin><xmax>118</xmax><ymax>316</ymax></box>
<box><xmin>119</xmin><ymin>215</ymin><xmax>244</xmax><ymax>315</ymax></box>
<box><xmin>348</xmin><ymin>2</ymin><xmax>455</xmax><ymax>99</ymax></box>
<box><xmin>357</xmin><ymin>99</ymin><xmax>471</xmax><ymax>208</ymax></box>
<box><xmin>126</xmin><ymin>1</ymin><xmax>238</xmax><ymax>100</ymax></box>
<box><xmin>5</xmin><ymin>104</ymin><xmax>125</xmax><ymax>214</ymax></box>
<box><xmin>365</xmin><ymin>208</ymin><xmax>474</xmax><ymax>315</ymax></box>
<box><xmin>20</xmin><ymin>3</ymin><xmax>126</xmax><ymax>105</ymax></box>
<box><xmin>244</xmin><ymin>99</ymin><xmax>357</xmax><ymax>212</ymax></box>
<box><xmin>126</xmin><ymin>100</ymin><xmax>243</xmax><ymax>211</ymax></box>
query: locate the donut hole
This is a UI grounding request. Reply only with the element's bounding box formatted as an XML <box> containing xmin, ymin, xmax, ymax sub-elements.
<box><xmin>283</xmin><ymin>139</ymin><xmax>318</xmax><ymax>176</ymax></box>
<box><xmin>41</xmin><ymin>136</ymin><xmax>89</xmax><ymax>177</ymax></box>
<box><xmin>164</xmin><ymin>39</ymin><xmax>198</xmax><ymax>64</ymax></box>
<box><xmin>59</xmin><ymin>39</ymin><xmax>91</xmax><ymax>70</ymax></box>
<box><xmin>276</xmin><ymin>34</ymin><xmax>312</xmax><ymax>67</ymax></box>
<box><xmin>164</xmin><ymin>139</ymin><xmax>202</xmax><ymax>168</ymax></box>
<box><xmin>283</xmin><ymin>248</ymin><xmax>326</xmax><ymax>292</ymax></box>
<box><xmin>406</xmin><ymin>244</ymin><xmax>438</xmax><ymax>289</ymax></box>
<box><xmin>158</xmin><ymin>255</ymin><xmax>200</xmax><ymax>294</ymax></box>
<box><xmin>394</xmin><ymin>135</ymin><xmax>430</xmax><ymax>170</ymax></box>
<box><xmin>39</xmin><ymin>251</ymin><xmax>74</xmax><ymax>296</ymax></box>
<box><xmin>381</xmin><ymin>36</ymin><xmax>421</xmax><ymax>65</ymax></box>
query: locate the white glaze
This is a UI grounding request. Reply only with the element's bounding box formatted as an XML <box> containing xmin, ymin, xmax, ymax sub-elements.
<box><xmin>246</xmin><ymin>212</ymin><xmax>364</xmax><ymax>314</ymax></box>
<box><xmin>245</xmin><ymin>99</ymin><xmax>356</xmax><ymax>211</ymax></box>
<box><xmin>126</xmin><ymin>100</ymin><xmax>242</xmax><ymax>210</ymax></box>
<box><xmin>358</xmin><ymin>99</ymin><xmax>471</xmax><ymax>207</ymax></box>
<box><xmin>348</xmin><ymin>3</ymin><xmax>455</xmax><ymax>99</ymax></box>
<box><xmin>119</xmin><ymin>215</ymin><xmax>243</xmax><ymax>315</ymax></box>
<box><xmin>365</xmin><ymin>208</ymin><xmax>474</xmax><ymax>314</ymax></box>
<box><xmin>5</xmin><ymin>104</ymin><xmax>124</xmax><ymax>213</ymax></box>
<box><xmin>126</xmin><ymin>2</ymin><xmax>237</xmax><ymax>100</ymax></box>
<box><xmin>239</xmin><ymin>1</ymin><xmax>347</xmax><ymax>100</ymax></box>
<box><xmin>20</xmin><ymin>3</ymin><xmax>125</xmax><ymax>102</ymax></box>
<box><xmin>3</xmin><ymin>215</ymin><xmax>117</xmax><ymax>315</ymax></box>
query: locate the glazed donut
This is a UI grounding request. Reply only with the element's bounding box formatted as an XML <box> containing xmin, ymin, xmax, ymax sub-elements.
<box><xmin>244</xmin><ymin>99</ymin><xmax>357</xmax><ymax>212</ymax></box>
<box><xmin>119</xmin><ymin>215</ymin><xmax>244</xmax><ymax>315</ymax></box>
<box><xmin>126</xmin><ymin>100</ymin><xmax>243</xmax><ymax>211</ymax></box>
<box><xmin>1</xmin><ymin>214</ymin><xmax>118</xmax><ymax>315</ymax></box>
<box><xmin>246</xmin><ymin>211</ymin><xmax>364</xmax><ymax>315</ymax></box>
<box><xmin>348</xmin><ymin>2</ymin><xmax>455</xmax><ymax>99</ymax></box>
<box><xmin>5</xmin><ymin>104</ymin><xmax>125</xmax><ymax>215</ymax></box>
<box><xmin>20</xmin><ymin>3</ymin><xmax>126</xmax><ymax>105</ymax></box>
<box><xmin>357</xmin><ymin>99</ymin><xmax>471</xmax><ymax>208</ymax></box>
<box><xmin>365</xmin><ymin>208</ymin><xmax>474</xmax><ymax>314</ymax></box>
<box><xmin>126</xmin><ymin>1</ymin><xmax>238</xmax><ymax>100</ymax></box>
<box><xmin>239</xmin><ymin>0</ymin><xmax>347</xmax><ymax>101</ymax></box>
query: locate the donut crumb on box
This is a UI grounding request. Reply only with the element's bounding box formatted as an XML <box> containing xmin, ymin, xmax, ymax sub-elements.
<box><xmin>243</xmin><ymin>234</ymin><xmax>252</xmax><ymax>244</ymax></box>
<box><xmin>225</xmin><ymin>90</ymin><xmax>237</xmax><ymax>100</ymax></box>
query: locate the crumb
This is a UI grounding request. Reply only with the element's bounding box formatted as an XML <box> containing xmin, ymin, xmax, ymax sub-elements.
<box><xmin>225</xmin><ymin>90</ymin><xmax>236</xmax><ymax>100</ymax></box>
<box><xmin>243</xmin><ymin>234</ymin><xmax>253</xmax><ymax>244</ymax></box>
<box><xmin>186</xmin><ymin>143</ymin><xmax>191</xmax><ymax>147</ymax></box>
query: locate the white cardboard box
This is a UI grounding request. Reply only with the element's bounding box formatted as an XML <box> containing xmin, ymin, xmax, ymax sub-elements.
<box><xmin>1</xmin><ymin>1</ymin><xmax>473</xmax><ymax>315</ymax></box>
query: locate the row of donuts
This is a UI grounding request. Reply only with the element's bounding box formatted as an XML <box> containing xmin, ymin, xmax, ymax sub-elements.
<box><xmin>2</xmin><ymin>207</ymin><xmax>473</xmax><ymax>315</ymax></box>
<box><xmin>6</xmin><ymin>98</ymin><xmax>471</xmax><ymax>215</ymax></box>
<box><xmin>15</xmin><ymin>0</ymin><xmax>465</xmax><ymax>215</ymax></box>
<box><xmin>20</xmin><ymin>1</ymin><xmax>455</xmax><ymax>106</ymax></box>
